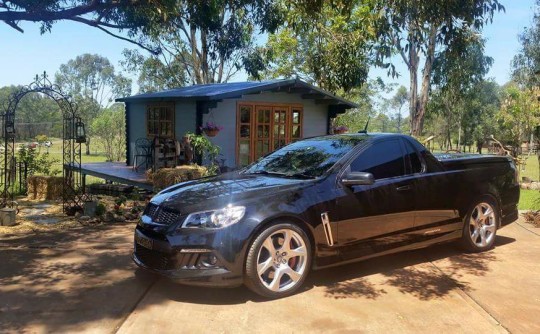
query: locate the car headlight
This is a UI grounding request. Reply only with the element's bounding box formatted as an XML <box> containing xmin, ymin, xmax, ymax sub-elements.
<box><xmin>181</xmin><ymin>205</ymin><xmax>246</xmax><ymax>229</ymax></box>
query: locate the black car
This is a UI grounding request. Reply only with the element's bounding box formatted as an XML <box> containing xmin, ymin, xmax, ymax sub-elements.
<box><xmin>133</xmin><ymin>133</ymin><xmax>519</xmax><ymax>298</ymax></box>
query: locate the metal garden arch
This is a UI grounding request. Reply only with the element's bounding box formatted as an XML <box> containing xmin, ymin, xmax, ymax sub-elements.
<box><xmin>0</xmin><ymin>72</ymin><xmax>88</xmax><ymax>214</ymax></box>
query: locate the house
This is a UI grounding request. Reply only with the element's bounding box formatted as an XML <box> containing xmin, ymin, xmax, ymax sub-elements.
<box><xmin>116</xmin><ymin>78</ymin><xmax>358</xmax><ymax>170</ymax></box>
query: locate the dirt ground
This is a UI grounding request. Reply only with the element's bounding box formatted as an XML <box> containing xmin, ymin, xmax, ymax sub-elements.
<box><xmin>0</xmin><ymin>217</ymin><xmax>539</xmax><ymax>333</ymax></box>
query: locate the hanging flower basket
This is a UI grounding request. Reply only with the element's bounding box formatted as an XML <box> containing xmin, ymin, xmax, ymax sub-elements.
<box><xmin>200</xmin><ymin>122</ymin><xmax>223</xmax><ymax>137</ymax></box>
<box><xmin>333</xmin><ymin>126</ymin><xmax>348</xmax><ymax>134</ymax></box>
<box><xmin>203</xmin><ymin>128</ymin><xmax>220</xmax><ymax>137</ymax></box>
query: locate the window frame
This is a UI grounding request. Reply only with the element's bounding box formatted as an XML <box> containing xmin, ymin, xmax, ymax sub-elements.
<box><xmin>236</xmin><ymin>102</ymin><xmax>304</xmax><ymax>166</ymax></box>
<box><xmin>146</xmin><ymin>102</ymin><xmax>175</xmax><ymax>139</ymax></box>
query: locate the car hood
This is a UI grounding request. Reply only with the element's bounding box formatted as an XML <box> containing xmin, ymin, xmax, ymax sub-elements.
<box><xmin>150</xmin><ymin>172</ymin><xmax>311</xmax><ymax>212</ymax></box>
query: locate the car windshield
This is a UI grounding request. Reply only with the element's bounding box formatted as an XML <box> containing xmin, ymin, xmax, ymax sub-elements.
<box><xmin>243</xmin><ymin>136</ymin><xmax>366</xmax><ymax>178</ymax></box>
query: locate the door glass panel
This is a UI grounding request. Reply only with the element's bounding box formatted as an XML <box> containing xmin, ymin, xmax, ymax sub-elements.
<box><xmin>292</xmin><ymin>125</ymin><xmax>300</xmax><ymax>139</ymax></box>
<box><xmin>240</xmin><ymin>125</ymin><xmax>250</xmax><ymax>138</ymax></box>
<box><xmin>292</xmin><ymin>110</ymin><xmax>300</xmax><ymax>124</ymax></box>
<box><xmin>240</xmin><ymin>108</ymin><xmax>250</xmax><ymax>123</ymax></box>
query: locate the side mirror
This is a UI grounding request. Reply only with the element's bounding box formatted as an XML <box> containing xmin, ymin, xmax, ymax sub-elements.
<box><xmin>341</xmin><ymin>172</ymin><xmax>375</xmax><ymax>186</ymax></box>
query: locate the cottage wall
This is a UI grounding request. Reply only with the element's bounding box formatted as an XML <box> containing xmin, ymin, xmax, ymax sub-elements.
<box><xmin>125</xmin><ymin>92</ymin><xmax>330</xmax><ymax>168</ymax></box>
<box><xmin>126</xmin><ymin>101</ymin><xmax>196</xmax><ymax>165</ymax></box>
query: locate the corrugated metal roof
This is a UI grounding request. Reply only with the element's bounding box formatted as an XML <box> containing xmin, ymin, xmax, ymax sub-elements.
<box><xmin>116</xmin><ymin>78</ymin><xmax>357</xmax><ymax>108</ymax></box>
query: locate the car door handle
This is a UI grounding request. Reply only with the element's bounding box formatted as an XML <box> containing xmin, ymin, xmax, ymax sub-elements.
<box><xmin>396</xmin><ymin>185</ymin><xmax>411</xmax><ymax>191</ymax></box>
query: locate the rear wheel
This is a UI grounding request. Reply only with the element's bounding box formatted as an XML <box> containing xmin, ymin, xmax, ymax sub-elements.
<box><xmin>461</xmin><ymin>197</ymin><xmax>498</xmax><ymax>252</ymax></box>
<box><xmin>245</xmin><ymin>223</ymin><xmax>311</xmax><ymax>298</ymax></box>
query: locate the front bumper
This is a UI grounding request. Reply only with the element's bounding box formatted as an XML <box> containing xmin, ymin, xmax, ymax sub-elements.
<box><xmin>132</xmin><ymin>227</ymin><xmax>245</xmax><ymax>287</ymax></box>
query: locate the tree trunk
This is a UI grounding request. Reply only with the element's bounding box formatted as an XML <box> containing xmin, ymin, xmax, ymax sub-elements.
<box><xmin>85</xmin><ymin>137</ymin><xmax>91</xmax><ymax>156</ymax></box>
<box><xmin>190</xmin><ymin>24</ymin><xmax>202</xmax><ymax>84</ymax></box>
<box><xmin>408</xmin><ymin>30</ymin><xmax>419</xmax><ymax>135</ymax></box>
<box><xmin>411</xmin><ymin>24</ymin><xmax>437</xmax><ymax>137</ymax></box>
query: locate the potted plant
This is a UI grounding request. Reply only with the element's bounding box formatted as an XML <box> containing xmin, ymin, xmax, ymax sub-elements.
<box><xmin>333</xmin><ymin>125</ymin><xmax>348</xmax><ymax>134</ymax></box>
<box><xmin>200</xmin><ymin>122</ymin><xmax>223</xmax><ymax>137</ymax></box>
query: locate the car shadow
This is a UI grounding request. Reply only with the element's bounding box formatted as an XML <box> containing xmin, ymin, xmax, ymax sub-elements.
<box><xmin>164</xmin><ymin>236</ymin><xmax>516</xmax><ymax>304</ymax></box>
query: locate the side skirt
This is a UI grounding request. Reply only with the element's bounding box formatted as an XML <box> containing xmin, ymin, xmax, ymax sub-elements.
<box><xmin>312</xmin><ymin>229</ymin><xmax>462</xmax><ymax>271</ymax></box>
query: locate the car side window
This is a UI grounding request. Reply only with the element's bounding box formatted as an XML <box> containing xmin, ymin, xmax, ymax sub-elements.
<box><xmin>404</xmin><ymin>140</ymin><xmax>423</xmax><ymax>174</ymax></box>
<box><xmin>349</xmin><ymin>140</ymin><xmax>405</xmax><ymax>179</ymax></box>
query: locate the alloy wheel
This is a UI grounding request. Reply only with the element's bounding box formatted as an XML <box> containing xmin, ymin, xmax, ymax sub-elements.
<box><xmin>469</xmin><ymin>202</ymin><xmax>497</xmax><ymax>247</ymax></box>
<box><xmin>255</xmin><ymin>229</ymin><xmax>308</xmax><ymax>293</ymax></box>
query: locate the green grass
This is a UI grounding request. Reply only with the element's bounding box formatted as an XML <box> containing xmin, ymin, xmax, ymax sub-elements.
<box><xmin>16</xmin><ymin>138</ymin><xmax>116</xmax><ymax>186</ymax></box>
<box><xmin>519</xmin><ymin>189</ymin><xmax>540</xmax><ymax>210</ymax></box>
<box><xmin>519</xmin><ymin>155</ymin><xmax>539</xmax><ymax>182</ymax></box>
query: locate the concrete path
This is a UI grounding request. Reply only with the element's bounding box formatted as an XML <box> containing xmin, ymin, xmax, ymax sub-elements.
<box><xmin>1</xmin><ymin>220</ymin><xmax>539</xmax><ymax>333</ymax></box>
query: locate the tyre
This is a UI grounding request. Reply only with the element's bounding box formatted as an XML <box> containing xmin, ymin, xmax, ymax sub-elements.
<box><xmin>461</xmin><ymin>196</ymin><xmax>499</xmax><ymax>252</ymax></box>
<box><xmin>245</xmin><ymin>223</ymin><xmax>312</xmax><ymax>298</ymax></box>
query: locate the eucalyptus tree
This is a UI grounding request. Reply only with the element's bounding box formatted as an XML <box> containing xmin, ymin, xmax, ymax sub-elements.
<box><xmin>512</xmin><ymin>0</ymin><xmax>540</xmax><ymax>88</ymax></box>
<box><xmin>371</xmin><ymin>0</ymin><xmax>503</xmax><ymax>136</ymax></box>
<box><xmin>125</xmin><ymin>0</ymin><xmax>283</xmax><ymax>86</ymax></box>
<box><xmin>390</xmin><ymin>86</ymin><xmax>408</xmax><ymax>133</ymax></box>
<box><xmin>55</xmin><ymin>54</ymin><xmax>132</xmax><ymax>154</ymax></box>
<box><xmin>429</xmin><ymin>34</ymin><xmax>493</xmax><ymax>149</ymax></box>
<box><xmin>245</xmin><ymin>0</ymin><xmax>375</xmax><ymax>93</ymax></box>
<box><xmin>0</xmin><ymin>0</ymin><xmax>178</xmax><ymax>53</ymax></box>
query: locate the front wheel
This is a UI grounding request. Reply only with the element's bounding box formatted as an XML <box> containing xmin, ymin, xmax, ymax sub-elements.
<box><xmin>461</xmin><ymin>197</ymin><xmax>498</xmax><ymax>252</ymax></box>
<box><xmin>245</xmin><ymin>223</ymin><xmax>312</xmax><ymax>299</ymax></box>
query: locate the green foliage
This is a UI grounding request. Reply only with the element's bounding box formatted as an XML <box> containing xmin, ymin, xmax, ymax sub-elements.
<box><xmin>185</xmin><ymin>132</ymin><xmax>221</xmax><ymax>175</ymax></box>
<box><xmin>512</xmin><ymin>0</ymin><xmax>540</xmax><ymax>88</ymax></box>
<box><xmin>248</xmin><ymin>0</ymin><xmax>374</xmax><ymax>92</ymax></box>
<box><xmin>17</xmin><ymin>145</ymin><xmax>60</xmax><ymax>176</ymax></box>
<box><xmin>55</xmin><ymin>54</ymin><xmax>131</xmax><ymax>107</ymax></box>
<box><xmin>497</xmin><ymin>83</ymin><xmax>540</xmax><ymax>146</ymax></box>
<box><xmin>35</xmin><ymin>134</ymin><xmax>48</xmax><ymax>144</ymax></box>
<box><xmin>91</xmin><ymin>104</ymin><xmax>126</xmax><ymax>162</ymax></box>
<box><xmin>0</xmin><ymin>86</ymin><xmax>63</xmax><ymax>139</ymax></box>
<box><xmin>0</xmin><ymin>1</ymin><xmax>178</xmax><ymax>53</ymax></box>
<box><xmin>95</xmin><ymin>203</ymin><xmax>107</xmax><ymax>217</ymax></box>
<box><xmin>121</xmin><ymin>49</ymin><xmax>186</xmax><ymax>93</ymax></box>
<box><xmin>124</xmin><ymin>0</ymin><xmax>283</xmax><ymax>87</ymax></box>
<box><xmin>115</xmin><ymin>195</ymin><xmax>128</xmax><ymax>206</ymax></box>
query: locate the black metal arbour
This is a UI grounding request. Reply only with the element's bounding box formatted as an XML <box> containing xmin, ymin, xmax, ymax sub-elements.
<box><xmin>0</xmin><ymin>72</ymin><xmax>88</xmax><ymax>214</ymax></box>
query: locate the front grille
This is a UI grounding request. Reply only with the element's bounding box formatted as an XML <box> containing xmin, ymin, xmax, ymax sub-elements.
<box><xmin>144</xmin><ymin>203</ymin><xmax>181</xmax><ymax>225</ymax></box>
<box><xmin>135</xmin><ymin>244</ymin><xmax>209</xmax><ymax>270</ymax></box>
<box><xmin>145</xmin><ymin>203</ymin><xmax>159</xmax><ymax>217</ymax></box>
<box><xmin>155</xmin><ymin>208</ymin><xmax>181</xmax><ymax>225</ymax></box>
<box><xmin>135</xmin><ymin>244</ymin><xmax>178</xmax><ymax>270</ymax></box>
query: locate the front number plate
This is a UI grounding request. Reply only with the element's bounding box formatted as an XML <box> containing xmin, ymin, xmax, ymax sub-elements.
<box><xmin>135</xmin><ymin>233</ymin><xmax>153</xmax><ymax>250</ymax></box>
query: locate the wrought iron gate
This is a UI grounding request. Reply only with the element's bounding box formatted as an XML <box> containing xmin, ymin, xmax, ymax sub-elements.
<box><xmin>0</xmin><ymin>72</ymin><xmax>88</xmax><ymax>214</ymax></box>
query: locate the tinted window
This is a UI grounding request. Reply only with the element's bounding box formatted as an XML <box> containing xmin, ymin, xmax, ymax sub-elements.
<box><xmin>350</xmin><ymin>140</ymin><xmax>405</xmax><ymax>179</ymax></box>
<box><xmin>244</xmin><ymin>136</ymin><xmax>367</xmax><ymax>178</ymax></box>
<box><xmin>404</xmin><ymin>140</ymin><xmax>423</xmax><ymax>174</ymax></box>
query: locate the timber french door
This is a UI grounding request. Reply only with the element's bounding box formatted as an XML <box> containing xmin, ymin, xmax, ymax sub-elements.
<box><xmin>237</xmin><ymin>103</ymin><xmax>303</xmax><ymax>166</ymax></box>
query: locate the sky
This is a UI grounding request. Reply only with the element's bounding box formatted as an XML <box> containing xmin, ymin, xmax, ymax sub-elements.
<box><xmin>0</xmin><ymin>0</ymin><xmax>537</xmax><ymax>94</ymax></box>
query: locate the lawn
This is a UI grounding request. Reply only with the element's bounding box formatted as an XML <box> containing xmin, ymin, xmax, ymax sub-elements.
<box><xmin>518</xmin><ymin>155</ymin><xmax>540</xmax><ymax>211</ymax></box>
<box><xmin>18</xmin><ymin>138</ymin><xmax>115</xmax><ymax>185</ymax></box>
<box><xmin>519</xmin><ymin>189</ymin><xmax>540</xmax><ymax>210</ymax></box>
<box><xmin>519</xmin><ymin>154</ymin><xmax>539</xmax><ymax>181</ymax></box>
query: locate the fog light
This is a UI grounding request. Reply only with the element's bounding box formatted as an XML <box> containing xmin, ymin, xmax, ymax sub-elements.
<box><xmin>207</xmin><ymin>254</ymin><xmax>218</xmax><ymax>266</ymax></box>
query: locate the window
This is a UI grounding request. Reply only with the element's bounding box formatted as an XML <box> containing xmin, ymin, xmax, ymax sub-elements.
<box><xmin>404</xmin><ymin>140</ymin><xmax>423</xmax><ymax>174</ymax></box>
<box><xmin>237</xmin><ymin>103</ymin><xmax>303</xmax><ymax>166</ymax></box>
<box><xmin>147</xmin><ymin>103</ymin><xmax>175</xmax><ymax>138</ymax></box>
<box><xmin>350</xmin><ymin>140</ymin><xmax>405</xmax><ymax>179</ymax></box>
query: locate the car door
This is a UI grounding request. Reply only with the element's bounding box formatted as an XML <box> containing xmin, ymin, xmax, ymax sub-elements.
<box><xmin>335</xmin><ymin>138</ymin><xmax>417</xmax><ymax>261</ymax></box>
<box><xmin>404</xmin><ymin>139</ymin><xmax>462</xmax><ymax>241</ymax></box>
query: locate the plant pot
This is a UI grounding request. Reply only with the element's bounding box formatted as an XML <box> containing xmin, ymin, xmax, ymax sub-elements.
<box><xmin>204</xmin><ymin>129</ymin><xmax>220</xmax><ymax>137</ymax></box>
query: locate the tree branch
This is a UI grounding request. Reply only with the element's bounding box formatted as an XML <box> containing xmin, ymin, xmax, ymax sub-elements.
<box><xmin>69</xmin><ymin>18</ymin><xmax>160</xmax><ymax>55</ymax></box>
